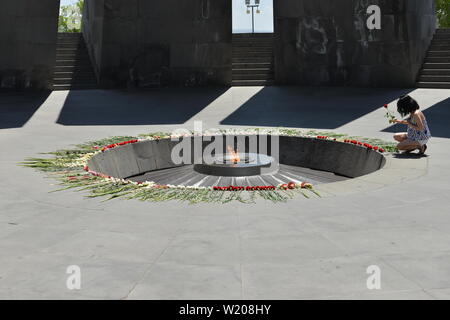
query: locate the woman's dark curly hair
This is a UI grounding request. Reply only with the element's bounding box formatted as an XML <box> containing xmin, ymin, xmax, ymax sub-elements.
<box><xmin>397</xmin><ymin>95</ymin><xmax>420</xmax><ymax>117</ymax></box>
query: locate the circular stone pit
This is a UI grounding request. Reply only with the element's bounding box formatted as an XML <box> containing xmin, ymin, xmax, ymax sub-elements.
<box><xmin>86</xmin><ymin>134</ymin><xmax>386</xmax><ymax>188</ymax></box>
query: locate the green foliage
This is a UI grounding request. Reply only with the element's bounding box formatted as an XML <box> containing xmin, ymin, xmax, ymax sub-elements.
<box><xmin>436</xmin><ymin>0</ymin><xmax>450</xmax><ymax>28</ymax></box>
<box><xmin>58</xmin><ymin>0</ymin><xmax>84</xmax><ymax>33</ymax></box>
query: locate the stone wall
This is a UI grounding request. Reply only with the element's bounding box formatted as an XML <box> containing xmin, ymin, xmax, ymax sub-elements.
<box><xmin>82</xmin><ymin>0</ymin><xmax>104</xmax><ymax>81</ymax></box>
<box><xmin>84</xmin><ymin>0</ymin><xmax>232</xmax><ymax>88</ymax></box>
<box><xmin>274</xmin><ymin>0</ymin><xmax>436</xmax><ymax>87</ymax></box>
<box><xmin>0</xmin><ymin>0</ymin><xmax>59</xmax><ymax>91</ymax></box>
<box><xmin>0</xmin><ymin>0</ymin><xmax>437</xmax><ymax>90</ymax></box>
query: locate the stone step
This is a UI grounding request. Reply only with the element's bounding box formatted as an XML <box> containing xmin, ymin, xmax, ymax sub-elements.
<box><xmin>422</xmin><ymin>63</ymin><xmax>450</xmax><ymax>69</ymax></box>
<box><xmin>52</xmin><ymin>84</ymin><xmax>98</xmax><ymax>91</ymax></box>
<box><xmin>232</xmin><ymin>62</ymin><xmax>272</xmax><ymax>69</ymax></box>
<box><xmin>420</xmin><ymin>69</ymin><xmax>450</xmax><ymax>75</ymax></box>
<box><xmin>436</xmin><ymin>29</ymin><xmax>450</xmax><ymax>34</ymax></box>
<box><xmin>232</xmin><ymin>43</ymin><xmax>274</xmax><ymax>48</ymax></box>
<box><xmin>233</xmin><ymin>48</ymin><xmax>273</xmax><ymax>52</ymax></box>
<box><xmin>232</xmin><ymin>33</ymin><xmax>274</xmax><ymax>37</ymax></box>
<box><xmin>54</xmin><ymin>65</ymin><xmax>94</xmax><ymax>72</ymax></box>
<box><xmin>55</xmin><ymin>61</ymin><xmax>93</xmax><ymax>67</ymax></box>
<box><xmin>431</xmin><ymin>40</ymin><xmax>450</xmax><ymax>46</ymax></box>
<box><xmin>56</xmin><ymin>47</ymin><xmax>85</xmax><ymax>52</ymax></box>
<box><xmin>416</xmin><ymin>82</ymin><xmax>450</xmax><ymax>89</ymax></box>
<box><xmin>232</xmin><ymin>73</ymin><xmax>274</xmax><ymax>80</ymax></box>
<box><xmin>57</xmin><ymin>39</ymin><xmax>82</xmax><ymax>42</ymax></box>
<box><xmin>57</xmin><ymin>39</ymin><xmax>82</xmax><ymax>43</ymax></box>
<box><xmin>54</xmin><ymin>33</ymin><xmax>97</xmax><ymax>90</ymax></box>
<box><xmin>233</xmin><ymin>57</ymin><xmax>273</xmax><ymax>63</ymax></box>
<box><xmin>233</xmin><ymin>49</ymin><xmax>273</xmax><ymax>53</ymax></box>
<box><xmin>53</xmin><ymin>71</ymin><xmax>96</xmax><ymax>79</ymax></box>
<box><xmin>434</xmin><ymin>34</ymin><xmax>450</xmax><ymax>40</ymax></box>
<box><xmin>232</xmin><ymin>68</ymin><xmax>273</xmax><ymax>75</ymax></box>
<box><xmin>425</xmin><ymin>57</ymin><xmax>450</xmax><ymax>63</ymax></box>
<box><xmin>57</xmin><ymin>43</ymin><xmax>85</xmax><ymax>49</ymax></box>
<box><xmin>418</xmin><ymin>75</ymin><xmax>450</xmax><ymax>82</ymax></box>
<box><xmin>233</xmin><ymin>53</ymin><xmax>273</xmax><ymax>59</ymax></box>
<box><xmin>53</xmin><ymin>78</ymin><xmax>98</xmax><ymax>85</ymax></box>
<box><xmin>233</xmin><ymin>36</ymin><xmax>273</xmax><ymax>39</ymax></box>
<box><xmin>233</xmin><ymin>52</ymin><xmax>273</xmax><ymax>56</ymax></box>
<box><xmin>57</xmin><ymin>37</ymin><xmax>82</xmax><ymax>43</ymax></box>
<box><xmin>430</xmin><ymin>45</ymin><xmax>450</xmax><ymax>50</ymax></box>
<box><xmin>427</xmin><ymin>51</ymin><xmax>450</xmax><ymax>57</ymax></box>
<box><xmin>58</xmin><ymin>32</ymin><xmax>82</xmax><ymax>36</ymax></box>
<box><xmin>56</xmin><ymin>53</ymin><xmax>89</xmax><ymax>59</ymax></box>
<box><xmin>232</xmin><ymin>79</ymin><xmax>274</xmax><ymax>86</ymax></box>
<box><xmin>232</xmin><ymin>39</ymin><xmax>273</xmax><ymax>43</ymax></box>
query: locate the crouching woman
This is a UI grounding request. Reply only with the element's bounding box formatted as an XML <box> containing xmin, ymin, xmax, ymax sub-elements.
<box><xmin>393</xmin><ymin>95</ymin><xmax>431</xmax><ymax>155</ymax></box>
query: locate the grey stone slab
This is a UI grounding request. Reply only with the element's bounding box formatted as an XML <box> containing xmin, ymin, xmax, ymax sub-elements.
<box><xmin>127</xmin><ymin>263</ymin><xmax>242</xmax><ymax>300</ymax></box>
<box><xmin>322</xmin><ymin>227</ymin><xmax>450</xmax><ymax>256</ymax></box>
<box><xmin>41</xmin><ymin>229</ymin><xmax>173</xmax><ymax>265</ymax></box>
<box><xmin>131</xmin><ymin>141</ymin><xmax>158</xmax><ymax>173</ymax></box>
<box><xmin>0</xmin><ymin>253</ymin><xmax>149</xmax><ymax>299</ymax></box>
<box><xmin>426</xmin><ymin>288</ymin><xmax>450</xmax><ymax>300</ymax></box>
<box><xmin>238</xmin><ymin>212</ymin><xmax>309</xmax><ymax>239</ymax></box>
<box><xmin>241</xmin><ymin>233</ymin><xmax>345</xmax><ymax>265</ymax></box>
<box><xmin>380</xmin><ymin>252</ymin><xmax>450</xmax><ymax>290</ymax></box>
<box><xmin>110</xmin><ymin>144</ymin><xmax>140</xmax><ymax>178</ymax></box>
<box><xmin>87</xmin><ymin>150</ymin><xmax>119</xmax><ymax>177</ymax></box>
<box><xmin>242</xmin><ymin>255</ymin><xmax>422</xmax><ymax>299</ymax></box>
<box><xmin>157</xmin><ymin>234</ymin><xmax>240</xmax><ymax>267</ymax></box>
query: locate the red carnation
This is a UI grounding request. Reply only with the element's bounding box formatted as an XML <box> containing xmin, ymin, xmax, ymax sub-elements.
<box><xmin>288</xmin><ymin>182</ymin><xmax>295</xmax><ymax>189</ymax></box>
<box><xmin>383</xmin><ymin>104</ymin><xmax>388</xmax><ymax>109</ymax></box>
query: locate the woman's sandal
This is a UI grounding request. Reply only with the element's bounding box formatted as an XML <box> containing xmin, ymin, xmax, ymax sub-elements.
<box><xmin>419</xmin><ymin>145</ymin><xmax>427</xmax><ymax>155</ymax></box>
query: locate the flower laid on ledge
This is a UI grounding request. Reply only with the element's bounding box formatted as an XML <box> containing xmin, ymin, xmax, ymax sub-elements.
<box><xmin>20</xmin><ymin>128</ymin><xmax>396</xmax><ymax>204</ymax></box>
<box><xmin>101</xmin><ymin>139</ymin><xmax>139</xmax><ymax>152</ymax></box>
<box><xmin>212</xmin><ymin>182</ymin><xmax>312</xmax><ymax>192</ymax></box>
<box><xmin>343</xmin><ymin>139</ymin><xmax>385</xmax><ymax>153</ymax></box>
<box><xmin>317</xmin><ymin>135</ymin><xmax>385</xmax><ymax>153</ymax></box>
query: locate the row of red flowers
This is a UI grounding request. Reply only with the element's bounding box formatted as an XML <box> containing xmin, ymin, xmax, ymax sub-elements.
<box><xmin>98</xmin><ymin>139</ymin><xmax>139</xmax><ymax>152</ymax></box>
<box><xmin>97</xmin><ymin>136</ymin><xmax>386</xmax><ymax>155</ymax></box>
<box><xmin>343</xmin><ymin>139</ymin><xmax>385</xmax><ymax>153</ymax></box>
<box><xmin>213</xmin><ymin>182</ymin><xmax>309</xmax><ymax>192</ymax></box>
<box><xmin>83</xmin><ymin>165</ymin><xmax>111</xmax><ymax>178</ymax></box>
<box><xmin>316</xmin><ymin>135</ymin><xmax>336</xmax><ymax>141</ymax></box>
<box><xmin>214</xmin><ymin>186</ymin><xmax>276</xmax><ymax>191</ymax></box>
<box><xmin>316</xmin><ymin>135</ymin><xmax>385</xmax><ymax>153</ymax></box>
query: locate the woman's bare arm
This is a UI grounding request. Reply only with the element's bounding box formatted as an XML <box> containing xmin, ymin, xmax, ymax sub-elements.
<box><xmin>408</xmin><ymin>112</ymin><xmax>425</xmax><ymax>131</ymax></box>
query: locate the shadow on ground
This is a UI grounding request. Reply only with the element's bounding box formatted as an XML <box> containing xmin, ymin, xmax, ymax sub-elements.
<box><xmin>56</xmin><ymin>87</ymin><xmax>228</xmax><ymax>126</ymax></box>
<box><xmin>383</xmin><ymin>97</ymin><xmax>450</xmax><ymax>139</ymax></box>
<box><xmin>0</xmin><ymin>92</ymin><xmax>51</xmax><ymax>129</ymax></box>
<box><xmin>392</xmin><ymin>153</ymin><xmax>429</xmax><ymax>159</ymax></box>
<box><xmin>220</xmin><ymin>87</ymin><xmax>413</xmax><ymax>129</ymax></box>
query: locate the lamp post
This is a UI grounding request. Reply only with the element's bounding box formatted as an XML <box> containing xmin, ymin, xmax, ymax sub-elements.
<box><xmin>245</xmin><ymin>0</ymin><xmax>261</xmax><ymax>33</ymax></box>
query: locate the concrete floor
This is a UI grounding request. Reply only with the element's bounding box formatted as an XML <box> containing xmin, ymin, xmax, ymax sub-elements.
<box><xmin>0</xmin><ymin>86</ymin><xmax>450</xmax><ymax>299</ymax></box>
